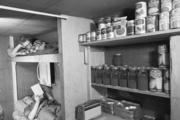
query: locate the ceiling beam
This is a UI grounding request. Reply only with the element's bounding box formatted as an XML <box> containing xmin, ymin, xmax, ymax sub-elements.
<box><xmin>0</xmin><ymin>5</ymin><xmax>68</xmax><ymax>19</ymax></box>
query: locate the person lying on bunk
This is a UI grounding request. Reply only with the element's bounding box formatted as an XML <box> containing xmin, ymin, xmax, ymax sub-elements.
<box><xmin>12</xmin><ymin>85</ymin><xmax>61</xmax><ymax>120</ymax></box>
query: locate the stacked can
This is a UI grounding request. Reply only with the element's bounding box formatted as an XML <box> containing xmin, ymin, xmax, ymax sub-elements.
<box><xmin>105</xmin><ymin>17</ymin><xmax>114</xmax><ymax>39</ymax></box>
<box><xmin>161</xmin><ymin>0</ymin><xmax>172</xmax><ymax>12</ymax></box>
<box><xmin>170</xmin><ymin>8</ymin><xmax>180</xmax><ymax>29</ymax></box>
<box><xmin>148</xmin><ymin>0</ymin><xmax>160</xmax><ymax>15</ymax></box>
<box><xmin>146</xmin><ymin>15</ymin><xmax>159</xmax><ymax>32</ymax></box>
<box><xmin>113</xmin><ymin>16</ymin><xmax>127</xmax><ymax>37</ymax></box>
<box><xmin>170</xmin><ymin>0</ymin><xmax>180</xmax><ymax>29</ymax></box>
<box><xmin>158</xmin><ymin>44</ymin><xmax>169</xmax><ymax>68</ymax></box>
<box><xmin>173</xmin><ymin>0</ymin><xmax>180</xmax><ymax>9</ymax></box>
<box><xmin>127</xmin><ymin>20</ymin><xmax>135</xmax><ymax>35</ymax></box>
<box><xmin>135</xmin><ymin>2</ymin><xmax>147</xmax><ymax>35</ymax></box>
<box><xmin>149</xmin><ymin>68</ymin><xmax>163</xmax><ymax>92</ymax></box>
<box><xmin>159</xmin><ymin>12</ymin><xmax>170</xmax><ymax>31</ymax></box>
<box><xmin>96</xmin><ymin>18</ymin><xmax>106</xmax><ymax>40</ymax></box>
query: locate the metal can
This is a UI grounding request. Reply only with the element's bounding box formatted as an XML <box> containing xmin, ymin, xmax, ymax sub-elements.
<box><xmin>107</xmin><ymin>26</ymin><xmax>114</xmax><ymax>39</ymax></box>
<box><xmin>135</xmin><ymin>2</ymin><xmax>147</xmax><ymax>19</ymax></box>
<box><xmin>159</xmin><ymin>12</ymin><xmax>170</xmax><ymax>31</ymax></box>
<box><xmin>135</xmin><ymin>18</ymin><xmax>146</xmax><ymax>35</ymax></box>
<box><xmin>78</xmin><ymin>34</ymin><xmax>84</xmax><ymax>43</ymax></box>
<box><xmin>127</xmin><ymin>20</ymin><xmax>135</xmax><ymax>35</ymax></box>
<box><xmin>86</xmin><ymin>32</ymin><xmax>91</xmax><ymax>42</ymax></box>
<box><xmin>90</xmin><ymin>31</ymin><xmax>96</xmax><ymax>41</ymax></box>
<box><xmin>96</xmin><ymin>30</ymin><xmax>102</xmax><ymax>41</ymax></box>
<box><xmin>149</xmin><ymin>68</ymin><xmax>163</xmax><ymax>92</ymax></box>
<box><xmin>146</xmin><ymin>15</ymin><xmax>159</xmax><ymax>33</ymax></box>
<box><xmin>173</xmin><ymin>0</ymin><xmax>180</xmax><ymax>9</ymax></box>
<box><xmin>162</xmin><ymin>68</ymin><xmax>170</xmax><ymax>94</ymax></box>
<box><xmin>148</xmin><ymin>0</ymin><xmax>160</xmax><ymax>15</ymax></box>
<box><xmin>101</xmin><ymin>28</ymin><xmax>107</xmax><ymax>40</ymax></box>
<box><xmin>105</xmin><ymin>17</ymin><xmax>112</xmax><ymax>27</ymax></box>
<box><xmin>161</xmin><ymin>0</ymin><xmax>172</xmax><ymax>12</ymax></box>
<box><xmin>158</xmin><ymin>44</ymin><xmax>169</xmax><ymax>67</ymax></box>
<box><xmin>97</xmin><ymin>18</ymin><xmax>106</xmax><ymax>30</ymax></box>
<box><xmin>113</xmin><ymin>17</ymin><xmax>127</xmax><ymax>37</ymax></box>
<box><xmin>170</xmin><ymin>8</ymin><xmax>180</xmax><ymax>29</ymax></box>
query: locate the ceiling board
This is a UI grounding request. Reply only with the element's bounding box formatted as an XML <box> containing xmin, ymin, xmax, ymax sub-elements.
<box><xmin>0</xmin><ymin>9</ymin><xmax>57</xmax><ymax>36</ymax></box>
<box><xmin>0</xmin><ymin>0</ymin><xmax>148</xmax><ymax>35</ymax></box>
<box><xmin>1</xmin><ymin>0</ymin><xmax>147</xmax><ymax>19</ymax></box>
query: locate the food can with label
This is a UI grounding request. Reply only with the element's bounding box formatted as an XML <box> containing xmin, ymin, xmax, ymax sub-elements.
<box><xmin>159</xmin><ymin>12</ymin><xmax>170</xmax><ymax>31</ymax></box>
<box><xmin>148</xmin><ymin>0</ymin><xmax>160</xmax><ymax>15</ymax></box>
<box><xmin>173</xmin><ymin>0</ymin><xmax>180</xmax><ymax>9</ymax></box>
<box><xmin>107</xmin><ymin>26</ymin><xmax>114</xmax><ymax>39</ymax></box>
<box><xmin>158</xmin><ymin>44</ymin><xmax>169</xmax><ymax>67</ymax></box>
<box><xmin>135</xmin><ymin>18</ymin><xmax>146</xmax><ymax>35</ymax></box>
<box><xmin>101</xmin><ymin>28</ymin><xmax>107</xmax><ymax>40</ymax></box>
<box><xmin>86</xmin><ymin>32</ymin><xmax>91</xmax><ymax>42</ymax></box>
<box><xmin>135</xmin><ymin>2</ymin><xmax>147</xmax><ymax>19</ymax></box>
<box><xmin>149</xmin><ymin>68</ymin><xmax>163</xmax><ymax>92</ymax></box>
<box><xmin>78</xmin><ymin>34</ymin><xmax>84</xmax><ymax>43</ymax></box>
<box><xmin>127</xmin><ymin>20</ymin><xmax>135</xmax><ymax>35</ymax></box>
<box><xmin>146</xmin><ymin>15</ymin><xmax>159</xmax><ymax>32</ymax></box>
<box><xmin>162</xmin><ymin>67</ymin><xmax>170</xmax><ymax>94</ymax></box>
<box><xmin>96</xmin><ymin>30</ymin><xmax>102</xmax><ymax>41</ymax></box>
<box><xmin>105</xmin><ymin>17</ymin><xmax>112</xmax><ymax>28</ymax></box>
<box><xmin>161</xmin><ymin>0</ymin><xmax>172</xmax><ymax>12</ymax></box>
<box><xmin>170</xmin><ymin>8</ymin><xmax>180</xmax><ymax>29</ymax></box>
<box><xmin>113</xmin><ymin>17</ymin><xmax>127</xmax><ymax>37</ymax></box>
<box><xmin>90</xmin><ymin>31</ymin><xmax>96</xmax><ymax>41</ymax></box>
<box><xmin>97</xmin><ymin>18</ymin><xmax>106</xmax><ymax>30</ymax></box>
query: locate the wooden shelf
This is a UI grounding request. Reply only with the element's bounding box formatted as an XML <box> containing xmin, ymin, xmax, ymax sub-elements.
<box><xmin>11</xmin><ymin>54</ymin><xmax>61</xmax><ymax>63</ymax></box>
<box><xmin>81</xmin><ymin>29</ymin><xmax>180</xmax><ymax>46</ymax></box>
<box><xmin>92</xmin><ymin>83</ymin><xmax>170</xmax><ymax>98</ymax></box>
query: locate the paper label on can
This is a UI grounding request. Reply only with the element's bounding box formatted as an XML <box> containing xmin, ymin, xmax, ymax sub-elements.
<box><xmin>136</xmin><ymin>2</ymin><xmax>147</xmax><ymax>18</ymax></box>
<box><xmin>150</xmin><ymin>69</ymin><xmax>162</xmax><ymax>91</ymax></box>
<box><xmin>161</xmin><ymin>0</ymin><xmax>172</xmax><ymax>12</ymax></box>
<box><xmin>135</xmin><ymin>18</ymin><xmax>146</xmax><ymax>34</ymax></box>
<box><xmin>148</xmin><ymin>0</ymin><xmax>159</xmax><ymax>15</ymax></box>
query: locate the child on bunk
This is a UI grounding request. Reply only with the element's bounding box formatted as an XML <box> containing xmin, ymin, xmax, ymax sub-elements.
<box><xmin>12</xmin><ymin>84</ymin><xmax>61</xmax><ymax>120</ymax></box>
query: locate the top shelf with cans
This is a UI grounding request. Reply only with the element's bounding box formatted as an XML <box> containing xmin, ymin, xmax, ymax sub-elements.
<box><xmin>80</xmin><ymin>28</ymin><xmax>180</xmax><ymax>47</ymax></box>
<box><xmin>79</xmin><ymin>0</ymin><xmax>180</xmax><ymax>47</ymax></box>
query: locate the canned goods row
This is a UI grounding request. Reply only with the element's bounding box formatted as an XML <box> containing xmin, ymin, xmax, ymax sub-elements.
<box><xmin>91</xmin><ymin>64</ymin><xmax>170</xmax><ymax>93</ymax></box>
<box><xmin>136</xmin><ymin>0</ymin><xmax>173</xmax><ymax>18</ymax></box>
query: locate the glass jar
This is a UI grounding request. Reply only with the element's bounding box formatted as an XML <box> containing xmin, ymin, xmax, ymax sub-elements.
<box><xmin>137</xmin><ymin>67</ymin><xmax>149</xmax><ymax>90</ymax></box>
<box><xmin>102</xmin><ymin>65</ymin><xmax>111</xmax><ymax>85</ymax></box>
<box><xmin>128</xmin><ymin>66</ymin><xmax>138</xmax><ymax>89</ymax></box>
<box><xmin>119</xmin><ymin>66</ymin><xmax>128</xmax><ymax>87</ymax></box>
<box><xmin>111</xmin><ymin>66</ymin><xmax>120</xmax><ymax>86</ymax></box>
<box><xmin>112</xmin><ymin>53</ymin><xmax>123</xmax><ymax>66</ymax></box>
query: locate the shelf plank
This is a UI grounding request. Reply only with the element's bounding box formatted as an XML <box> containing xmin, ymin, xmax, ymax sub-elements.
<box><xmin>12</xmin><ymin>54</ymin><xmax>61</xmax><ymax>63</ymax></box>
<box><xmin>92</xmin><ymin>83</ymin><xmax>170</xmax><ymax>98</ymax></box>
<box><xmin>81</xmin><ymin>29</ymin><xmax>180</xmax><ymax>46</ymax></box>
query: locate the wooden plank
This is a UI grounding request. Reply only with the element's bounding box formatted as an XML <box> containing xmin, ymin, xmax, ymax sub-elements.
<box><xmin>9</xmin><ymin>36</ymin><xmax>18</xmax><ymax>106</ymax></box>
<box><xmin>170</xmin><ymin>36</ymin><xmax>180</xmax><ymax>120</ymax></box>
<box><xmin>81</xmin><ymin>29</ymin><xmax>180</xmax><ymax>46</ymax></box>
<box><xmin>0</xmin><ymin>5</ymin><xmax>68</xmax><ymax>19</ymax></box>
<box><xmin>60</xmin><ymin>16</ymin><xmax>93</xmax><ymax>120</ymax></box>
<box><xmin>12</xmin><ymin>54</ymin><xmax>61</xmax><ymax>63</ymax></box>
<box><xmin>92</xmin><ymin>83</ymin><xmax>170</xmax><ymax>98</ymax></box>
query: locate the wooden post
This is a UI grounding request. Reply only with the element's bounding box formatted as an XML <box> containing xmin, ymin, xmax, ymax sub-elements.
<box><xmin>170</xmin><ymin>35</ymin><xmax>180</xmax><ymax>120</ymax></box>
<box><xmin>9</xmin><ymin>36</ymin><xmax>18</xmax><ymax>106</ymax></box>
